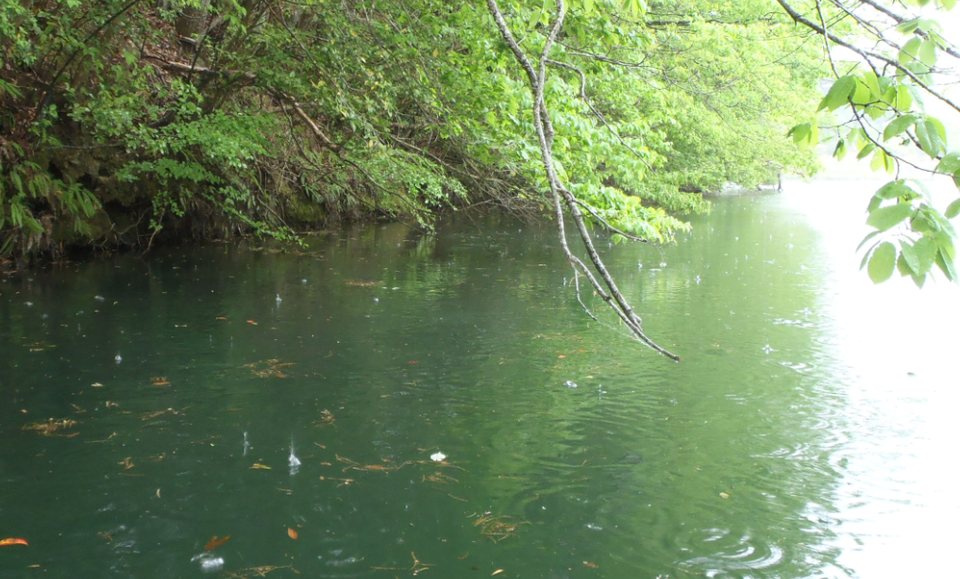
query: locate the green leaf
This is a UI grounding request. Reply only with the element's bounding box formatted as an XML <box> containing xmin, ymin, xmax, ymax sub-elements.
<box><xmin>942</xmin><ymin>0</ymin><xmax>957</xmax><ymax>10</ymax></box>
<box><xmin>914</xmin><ymin>236</ymin><xmax>938</xmax><ymax>274</ymax></box>
<box><xmin>833</xmin><ymin>139</ymin><xmax>847</xmax><ymax>161</ymax></box>
<box><xmin>898</xmin><ymin>251</ymin><xmax>917</xmax><ymax>277</ymax></box>
<box><xmin>919</xmin><ymin>39</ymin><xmax>938</xmax><ymax>67</ymax></box>
<box><xmin>945</xmin><ymin>198</ymin><xmax>960</xmax><ymax>219</ymax></box>
<box><xmin>900</xmin><ymin>37</ymin><xmax>923</xmax><ymax>65</ymax></box>
<box><xmin>787</xmin><ymin>122</ymin><xmax>818</xmax><ymax>151</ymax></box>
<box><xmin>818</xmin><ymin>75</ymin><xmax>857</xmax><ymax>111</ymax></box>
<box><xmin>858</xmin><ymin>230</ymin><xmax>883</xmax><ymax>252</ymax></box>
<box><xmin>857</xmin><ymin>142</ymin><xmax>876</xmax><ymax>160</ymax></box>
<box><xmin>935</xmin><ymin>248</ymin><xmax>959</xmax><ymax>281</ymax></box>
<box><xmin>900</xmin><ymin>241</ymin><xmax>921</xmax><ymax>273</ymax></box>
<box><xmin>875</xmin><ymin>180</ymin><xmax>915</xmax><ymax>200</ymax></box>
<box><xmin>868</xmin><ymin>242</ymin><xmax>897</xmax><ymax>283</ymax></box>
<box><xmin>867</xmin><ymin>203</ymin><xmax>914</xmax><ymax>231</ymax></box>
<box><xmin>916</xmin><ymin>118</ymin><xmax>947</xmax><ymax>158</ymax></box>
<box><xmin>882</xmin><ymin>114</ymin><xmax>917</xmax><ymax>141</ymax></box>
<box><xmin>859</xmin><ymin>71</ymin><xmax>881</xmax><ymax>101</ymax></box>
<box><xmin>936</xmin><ymin>152</ymin><xmax>960</xmax><ymax>175</ymax></box>
<box><xmin>896</xmin><ymin>19</ymin><xmax>921</xmax><ymax>34</ymax></box>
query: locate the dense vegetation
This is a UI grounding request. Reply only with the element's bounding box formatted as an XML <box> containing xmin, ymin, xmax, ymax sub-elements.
<box><xmin>0</xmin><ymin>0</ymin><xmax>824</xmax><ymax>261</ymax></box>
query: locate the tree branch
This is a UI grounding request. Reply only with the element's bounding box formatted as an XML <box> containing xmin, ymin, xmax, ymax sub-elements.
<box><xmin>485</xmin><ymin>0</ymin><xmax>679</xmax><ymax>359</ymax></box>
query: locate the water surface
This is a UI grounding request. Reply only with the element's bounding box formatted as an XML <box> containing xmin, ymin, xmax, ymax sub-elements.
<box><xmin>1</xmin><ymin>180</ymin><xmax>957</xmax><ymax>578</ymax></box>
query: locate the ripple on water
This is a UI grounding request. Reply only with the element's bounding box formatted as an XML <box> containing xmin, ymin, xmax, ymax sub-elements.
<box><xmin>679</xmin><ymin>528</ymin><xmax>785</xmax><ymax>578</ymax></box>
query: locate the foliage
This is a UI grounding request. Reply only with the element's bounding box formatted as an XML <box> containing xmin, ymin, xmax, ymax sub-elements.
<box><xmin>780</xmin><ymin>0</ymin><xmax>960</xmax><ymax>286</ymax></box>
<box><xmin>0</xmin><ymin>0</ymin><xmax>823</xmax><ymax>261</ymax></box>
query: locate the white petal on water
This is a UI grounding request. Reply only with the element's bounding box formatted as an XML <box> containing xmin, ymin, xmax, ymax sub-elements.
<box><xmin>430</xmin><ymin>451</ymin><xmax>446</xmax><ymax>462</ymax></box>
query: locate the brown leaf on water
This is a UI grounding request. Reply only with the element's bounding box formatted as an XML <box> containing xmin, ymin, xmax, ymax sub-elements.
<box><xmin>0</xmin><ymin>538</ymin><xmax>28</xmax><ymax>546</ymax></box>
<box><xmin>287</xmin><ymin>527</ymin><xmax>298</xmax><ymax>540</ymax></box>
<box><xmin>583</xmin><ymin>561</ymin><xmax>599</xmax><ymax>569</ymax></box>
<box><xmin>118</xmin><ymin>457</ymin><xmax>134</xmax><ymax>470</ymax></box>
<box><xmin>250</xmin><ymin>463</ymin><xmax>272</xmax><ymax>470</ymax></box>
<box><xmin>152</xmin><ymin>377</ymin><xmax>170</xmax><ymax>386</ymax></box>
<box><xmin>106</xmin><ymin>401</ymin><xmax>120</xmax><ymax>408</ymax></box>
<box><xmin>205</xmin><ymin>535</ymin><xmax>231</xmax><ymax>551</ymax></box>
<box><xmin>492</xmin><ymin>570</ymin><xmax>504</xmax><ymax>576</ymax></box>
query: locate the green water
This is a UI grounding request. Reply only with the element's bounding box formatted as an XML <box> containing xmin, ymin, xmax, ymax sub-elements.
<box><xmin>2</xmin><ymin>182</ymin><xmax>958</xmax><ymax>578</ymax></box>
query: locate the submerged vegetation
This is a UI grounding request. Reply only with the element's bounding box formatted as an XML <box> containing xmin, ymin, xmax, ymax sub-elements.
<box><xmin>0</xmin><ymin>0</ymin><xmax>823</xmax><ymax>261</ymax></box>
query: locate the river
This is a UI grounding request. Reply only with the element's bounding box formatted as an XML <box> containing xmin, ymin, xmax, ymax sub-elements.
<box><xmin>1</xmin><ymin>175</ymin><xmax>958</xmax><ymax>578</ymax></box>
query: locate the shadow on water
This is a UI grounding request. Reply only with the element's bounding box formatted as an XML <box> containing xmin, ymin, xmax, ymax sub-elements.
<box><xmin>2</xmin><ymin>195</ymin><xmax>956</xmax><ymax>577</ymax></box>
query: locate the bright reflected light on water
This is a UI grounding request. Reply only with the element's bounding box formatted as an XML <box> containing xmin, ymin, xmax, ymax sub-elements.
<box><xmin>782</xmin><ymin>174</ymin><xmax>960</xmax><ymax>577</ymax></box>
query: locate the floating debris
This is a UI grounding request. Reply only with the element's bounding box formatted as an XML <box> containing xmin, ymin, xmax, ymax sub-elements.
<box><xmin>314</xmin><ymin>409</ymin><xmax>336</xmax><ymax>427</ymax></box>
<box><xmin>204</xmin><ymin>535</ymin><xmax>231</xmax><ymax>551</ymax></box>
<box><xmin>563</xmin><ymin>380</ymin><xmax>578</xmax><ymax>389</ymax></box>
<box><xmin>371</xmin><ymin>551</ymin><xmax>433</xmax><ymax>575</ymax></box>
<box><xmin>245</xmin><ymin>359</ymin><xmax>295</xmax><ymax>378</ymax></box>
<box><xmin>23</xmin><ymin>418</ymin><xmax>78</xmax><ymax>437</ymax></box>
<box><xmin>430</xmin><ymin>451</ymin><xmax>447</xmax><ymax>462</ymax></box>
<box><xmin>114</xmin><ymin>353</ymin><xmax>122</xmax><ymax>364</ymax></box>
<box><xmin>472</xmin><ymin>513</ymin><xmax>528</xmax><ymax>543</ymax></box>
<box><xmin>337</xmin><ymin>454</ymin><xmax>408</xmax><ymax>473</ymax></box>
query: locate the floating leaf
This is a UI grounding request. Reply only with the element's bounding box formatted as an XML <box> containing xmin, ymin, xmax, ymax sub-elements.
<box><xmin>492</xmin><ymin>570</ymin><xmax>504</xmax><ymax>576</ymax></box>
<box><xmin>287</xmin><ymin>527</ymin><xmax>298</xmax><ymax>540</ymax></box>
<box><xmin>583</xmin><ymin>561</ymin><xmax>599</xmax><ymax>569</ymax></box>
<box><xmin>0</xmin><ymin>538</ymin><xmax>28</xmax><ymax>547</ymax></box>
<box><xmin>246</xmin><ymin>320</ymin><xmax>258</xmax><ymax>325</ymax></box>
<box><xmin>205</xmin><ymin>535</ymin><xmax>231</xmax><ymax>551</ymax></box>
<box><xmin>719</xmin><ymin>492</ymin><xmax>730</xmax><ymax>499</ymax></box>
<box><xmin>250</xmin><ymin>463</ymin><xmax>272</xmax><ymax>470</ymax></box>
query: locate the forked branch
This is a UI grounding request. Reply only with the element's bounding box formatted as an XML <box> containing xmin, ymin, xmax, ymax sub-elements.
<box><xmin>485</xmin><ymin>0</ymin><xmax>679</xmax><ymax>360</ymax></box>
